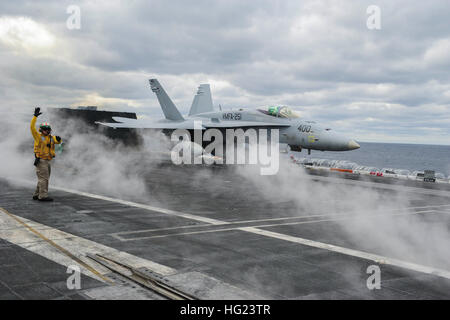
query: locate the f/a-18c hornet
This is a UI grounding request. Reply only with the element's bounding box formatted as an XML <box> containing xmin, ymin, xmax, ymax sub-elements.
<box><xmin>97</xmin><ymin>79</ymin><xmax>360</xmax><ymax>155</ymax></box>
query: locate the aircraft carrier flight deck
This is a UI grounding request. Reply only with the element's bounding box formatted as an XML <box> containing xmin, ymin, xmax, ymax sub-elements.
<box><xmin>1</xmin><ymin>162</ymin><xmax>450</xmax><ymax>300</ymax></box>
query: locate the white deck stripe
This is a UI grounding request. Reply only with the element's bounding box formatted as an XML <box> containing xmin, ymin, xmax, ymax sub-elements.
<box><xmin>114</xmin><ymin>209</ymin><xmax>439</xmax><ymax>241</ymax></box>
<box><xmin>8</xmin><ymin>177</ymin><xmax>450</xmax><ymax>228</ymax></box>
<box><xmin>5</xmin><ymin>177</ymin><xmax>450</xmax><ymax>281</ymax></box>
<box><xmin>240</xmin><ymin>227</ymin><xmax>450</xmax><ymax>280</ymax></box>
<box><xmin>0</xmin><ymin>208</ymin><xmax>177</xmax><ymax>282</ymax></box>
<box><xmin>110</xmin><ymin>205</ymin><xmax>450</xmax><ymax>238</ymax></box>
<box><xmin>52</xmin><ymin>185</ymin><xmax>228</xmax><ymax>226</ymax></box>
<box><xmin>111</xmin><ymin>213</ymin><xmax>340</xmax><ymax>238</ymax></box>
<box><xmin>311</xmin><ymin>175</ymin><xmax>450</xmax><ymax>198</ymax></box>
<box><xmin>7</xmin><ymin>178</ymin><xmax>226</xmax><ymax>226</ymax></box>
<box><xmin>112</xmin><ymin>209</ymin><xmax>450</xmax><ymax>280</ymax></box>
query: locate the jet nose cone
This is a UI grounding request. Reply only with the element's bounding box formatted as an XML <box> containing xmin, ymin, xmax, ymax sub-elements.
<box><xmin>348</xmin><ymin>140</ymin><xmax>360</xmax><ymax>150</ymax></box>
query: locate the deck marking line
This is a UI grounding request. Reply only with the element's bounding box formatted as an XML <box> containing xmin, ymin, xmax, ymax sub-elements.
<box><xmin>240</xmin><ymin>227</ymin><xmax>450</xmax><ymax>280</ymax></box>
<box><xmin>5</xmin><ymin>178</ymin><xmax>450</xmax><ymax>280</ymax></box>
<box><xmin>0</xmin><ymin>209</ymin><xmax>177</xmax><ymax>281</ymax></box>
<box><xmin>112</xmin><ymin>209</ymin><xmax>438</xmax><ymax>241</ymax></box>
<box><xmin>0</xmin><ymin>207</ymin><xmax>112</xmax><ymax>283</ymax></box>
<box><xmin>109</xmin><ymin>204</ymin><xmax>450</xmax><ymax>238</ymax></box>
<box><xmin>53</xmin><ymin>185</ymin><xmax>227</xmax><ymax>226</ymax></box>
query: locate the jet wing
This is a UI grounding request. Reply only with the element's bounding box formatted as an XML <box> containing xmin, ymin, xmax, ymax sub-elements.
<box><xmin>202</xmin><ymin>121</ymin><xmax>290</xmax><ymax>129</ymax></box>
<box><xmin>96</xmin><ymin>117</ymin><xmax>191</xmax><ymax>129</ymax></box>
<box><xmin>97</xmin><ymin>117</ymin><xmax>291</xmax><ymax>130</ymax></box>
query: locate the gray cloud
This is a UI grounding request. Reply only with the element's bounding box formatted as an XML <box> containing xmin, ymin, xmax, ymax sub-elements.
<box><xmin>1</xmin><ymin>0</ymin><xmax>450</xmax><ymax>144</ymax></box>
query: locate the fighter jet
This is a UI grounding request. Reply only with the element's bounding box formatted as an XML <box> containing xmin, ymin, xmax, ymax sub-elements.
<box><xmin>97</xmin><ymin>79</ymin><xmax>360</xmax><ymax>155</ymax></box>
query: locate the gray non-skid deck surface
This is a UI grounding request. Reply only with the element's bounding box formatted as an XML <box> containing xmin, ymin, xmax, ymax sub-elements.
<box><xmin>0</xmin><ymin>241</ymin><xmax>104</xmax><ymax>300</ymax></box>
<box><xmin>1</xmin><ymin>164</ymin><xmax>450</xmax><ymax>299</ymax></box>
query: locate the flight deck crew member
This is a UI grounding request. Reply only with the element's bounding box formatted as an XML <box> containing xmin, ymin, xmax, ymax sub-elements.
<box><xmin>31</xmin><ymin>107</ymin><xmax>62</xmax><ymax>202</ymax></box>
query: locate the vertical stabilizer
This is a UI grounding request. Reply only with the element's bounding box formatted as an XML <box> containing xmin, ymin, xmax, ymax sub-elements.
<box><xmin>149</xmin><ymin>79</ymin><xmax>184</xmax><ymax>121</ymax></box>
<box><xmin>188</xmin><ymin>84</ymin><xmax>215</xmax><ymax>116</ymax></box>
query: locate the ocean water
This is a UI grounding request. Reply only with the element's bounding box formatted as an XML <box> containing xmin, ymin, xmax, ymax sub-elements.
<box><xmin>294</xmin><ymin>142</ymin><xmax>450</xmax><ymax>177</ymax></box>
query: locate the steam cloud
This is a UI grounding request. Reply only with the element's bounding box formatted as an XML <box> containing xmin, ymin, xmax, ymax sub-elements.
<box><xmin>1</xmin><ymin>107</ymin><xmax>449</xmax><ymax>297</ymax></box>
<box><xmin>235</xmin><ymin>161</ymin><xmax>450</xmax><ymax>270</ymax></box>
<box><xmin>0</xmin><ymin>107</ymin><xmax>171</xmax><ymax>200</ymax></box>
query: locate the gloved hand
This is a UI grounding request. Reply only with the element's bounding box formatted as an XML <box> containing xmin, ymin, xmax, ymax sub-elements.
<box><xmin>34</xmin><ymin>107</ymin><xmax>42</xmax><ymax>117</ymax></box>
<box><xmin>55</xmin><ymin>136</ymin><xmax>61</xmax><ymax>142</ymax></box>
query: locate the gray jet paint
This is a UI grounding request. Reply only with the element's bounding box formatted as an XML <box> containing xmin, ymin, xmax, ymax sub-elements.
<box><xmin>97</xmin><ymin>79</ymin><xmax>360</xmax><ymax>153</ymax></box>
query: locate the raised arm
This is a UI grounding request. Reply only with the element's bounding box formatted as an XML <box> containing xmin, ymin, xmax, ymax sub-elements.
<box><xmin>31</xmin><ymin>107</ymin><xmax>43</xmax><ymax>140</ymax></box>
<box><xmin>30</xmin><ymin>116</ymin><xmax>39</xmax><ymax>141</ymax></box>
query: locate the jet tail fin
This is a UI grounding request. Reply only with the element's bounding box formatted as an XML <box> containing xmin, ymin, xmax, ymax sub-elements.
<box><xmin>188</xmin><ymin>84</ymin><xmax>215</xmax><ymax>116</ymax></box>
<box><xmin>149</xmin><ymin>79</ymin><xmax>184</xmax><ymax>121</ymax></box>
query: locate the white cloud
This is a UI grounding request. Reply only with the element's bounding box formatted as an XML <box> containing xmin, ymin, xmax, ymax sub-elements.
<box><xmin>0</xmin><ymin>16</ymin><xmax>54</xmax><ymax>53</ymax></box>
<box><xmin>424</xmin><ymin>38</ymin><xmax>450</xmax><ymax>67</ymax></box>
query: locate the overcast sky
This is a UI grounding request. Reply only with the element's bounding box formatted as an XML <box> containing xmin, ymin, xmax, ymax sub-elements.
<box><xmin>1</xmin><ymin>0</ymin><xmax>449</xmax><ymax>144</ymax></box>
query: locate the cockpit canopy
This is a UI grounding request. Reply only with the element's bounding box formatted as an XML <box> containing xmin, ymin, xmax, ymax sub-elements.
<box><xmin>258</xmin><ymin>106</ymin><xmax>300</xmax><ymax>119</ymax></box>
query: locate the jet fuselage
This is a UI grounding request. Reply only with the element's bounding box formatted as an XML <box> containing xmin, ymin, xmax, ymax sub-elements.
<box><xmin>191</xmin><ymin>109</ymin><xmax>360</xmax><ymax>152</ymax></box>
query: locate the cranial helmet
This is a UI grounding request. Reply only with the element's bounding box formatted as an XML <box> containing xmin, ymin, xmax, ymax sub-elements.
<box><xmin>39</xmin><ymin>122</ymin><xmax>52</xmax><ymax>132</ymax></box>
